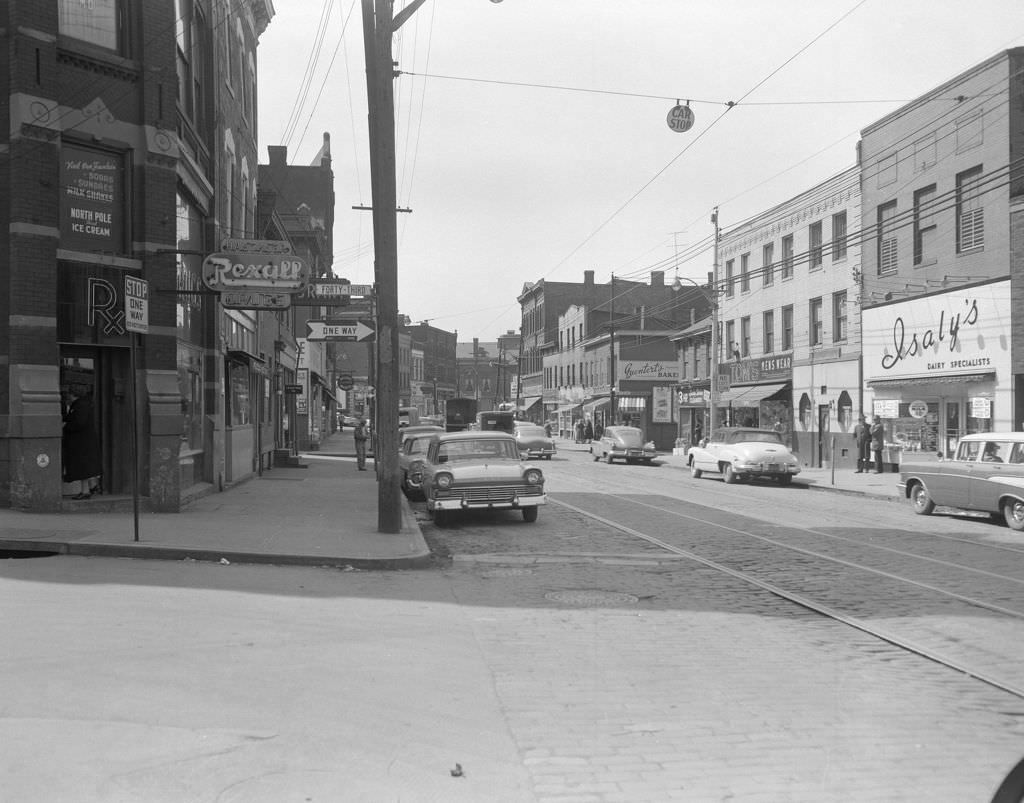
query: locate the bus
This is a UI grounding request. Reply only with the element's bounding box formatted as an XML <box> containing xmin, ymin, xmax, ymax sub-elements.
<box><xmin>398</xmin><ymin>406</ymin><xmax>420</xmax><ymax>427</ymax></box>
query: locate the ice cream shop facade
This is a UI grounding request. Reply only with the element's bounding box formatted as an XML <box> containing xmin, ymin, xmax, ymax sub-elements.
<box><xmin>861</xmin><ymin>278</ymin><xmax>1012</xmax><ymax>459</ymax></box>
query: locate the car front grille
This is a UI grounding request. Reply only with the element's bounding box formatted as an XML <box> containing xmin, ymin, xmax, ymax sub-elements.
<box><xmin>435</xmin><ymin>484</ymin><xmax>544</xmax><ymax>503</ymax></box>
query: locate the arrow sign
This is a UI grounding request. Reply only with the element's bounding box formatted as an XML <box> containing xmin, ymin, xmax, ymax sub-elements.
<box><xmin>306</xmin><ymin>319</ymin><xmax>375</xmax><ymax>341</ymax></box>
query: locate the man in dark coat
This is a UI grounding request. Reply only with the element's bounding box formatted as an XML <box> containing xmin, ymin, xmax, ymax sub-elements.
<box><xmin>62</xmin><ymin>385</ymin><xmax>102</xmax><ymax>499</ymax></box>
<box><xmin>853</xmin><ymin>415</ymin><xmax>871</xmax><ymax>473</ymax></box>
<box><xmin>353</xmin><ymin>416</ymin><xmax>369</xmax><ymax>470</ymax></box>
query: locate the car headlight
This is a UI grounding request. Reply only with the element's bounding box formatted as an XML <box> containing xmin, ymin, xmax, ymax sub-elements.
<box><xmin>524</xmin><ymin>468</ymin><xmax>543</xmax><ymax>485</ymax></box>
<box><xmin>435</xmin><ymin>472</ymin><xmax>454</xmax><ymax>489</ymax></box>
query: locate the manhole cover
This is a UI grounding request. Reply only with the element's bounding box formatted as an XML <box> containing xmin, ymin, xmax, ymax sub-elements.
<box><xmin>544</xmin><ymin>590</ymin><xmax>639</xmax><ymax>606</ymax></box>
<box><xmin>482</xmin><ymin>567</ymin><xmax>534</xmax><ymax>578</ymax></box>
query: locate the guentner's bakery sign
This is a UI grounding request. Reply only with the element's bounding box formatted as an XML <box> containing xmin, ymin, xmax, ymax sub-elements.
<box><xmin>617</xmin><ymin>360</ymin><xmax>680</xmax><ymax>382</ymax></box>
<box><xmin>862</xmin><ymin>279</ymin><xmax>1009</xmax><ymax>381</ymax></box>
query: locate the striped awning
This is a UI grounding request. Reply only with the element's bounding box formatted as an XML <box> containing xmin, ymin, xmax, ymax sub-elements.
<box><xmin>867</xmin><ymin>372</ymin><xmax>994</xmax><ymax>388</ymax></box>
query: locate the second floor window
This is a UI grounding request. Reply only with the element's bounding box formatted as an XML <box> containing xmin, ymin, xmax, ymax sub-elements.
<box><xmin>782</xmin><ymin>305</ymin><xmax>793</xmax><ymax>350</ymax></box>
<box><xmin>913</xmin><ymin>184</ymin><xmax>937</xmax><ymax>265</ymax></box>
<box><xmin>833</xmin><ymin>291</ymin><xmax>848</xmax><ymax>342</ymax></box>
<box><xmin>725</xmin><ymin>320</ymin><xmax>736</xmax><ymax>360</ymax></box>
<box><xmin>781</xmin><ymin>235</ymin><xmax>794</xmax><ymax>280</ymax></box>
<box><xmin>61</xmin><ymin>0</ymin><xmax>123</xmax><ymax>52</ymax></box>
<box><xmin>832</xmin><ymin>211</ymin><xmax>847</xmax><ymax>261</ymax></box>
<box><xmin>810</xmin><ymin>297</ymin><xmax>823</xmax><ymax>346</ymax></box>
<box><xmin>762</xmin><ymin>242</ymin><xmax>774</xmax><ymax>286</ymax></box>
<box><xmin>957</xmin><ymin>166</ymin><xmax>984</xmax><ymax>252</ymax></box>
<box><xmin>763</xmin><ymin>310</ymin><xmax>774</xmax><ymax>354</ymax></box>
<box><xmin>740</xmin><ymin>253</ymin><xmax>750</xmax><ymax>292</ymax></box>
<box><xmin>725</xmin><ymin>259</ymin><xmax>735</xmax><ymax>297</ymax></box>
<box><xmin>809</xmin><ymin>221</ymin><xmax>823</xmax><ymax>269</ymax></box>
<box><xmin>877</xmin><ymin>201</ymin><xmax>898</xmax><ymax>274</ymax></box>
<box><xmin>741</xmin><ymin>316</ymin><xmax>751</xmax><ymax>357</ymax></box>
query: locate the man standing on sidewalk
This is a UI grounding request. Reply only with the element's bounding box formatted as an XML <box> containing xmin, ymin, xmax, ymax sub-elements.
<box><xmin>853</xmin><ymin>415</ymin><xmax>871</xmax><ymax>473</ymax></box>
<box><xmin>870</xmin><ymin>416</ymin><xmax>885</xmax><ymax>474</ymax></box>
<box><xmin>354</xmin><ymin>417</ymin><xmax>368</xmax><ymax>471</ymax></box>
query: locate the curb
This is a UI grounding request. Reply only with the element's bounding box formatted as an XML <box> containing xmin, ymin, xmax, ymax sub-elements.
<box><xmin>0</xmin><ymin>538</ymin><xmax>435</xmax><ymax>570</ymax></box>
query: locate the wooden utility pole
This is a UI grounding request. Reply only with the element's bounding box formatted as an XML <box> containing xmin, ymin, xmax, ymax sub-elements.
<box><xmin>361</xmin><ymin>0</ymin><xmax>413</xmax><ymax>532</ymax></box>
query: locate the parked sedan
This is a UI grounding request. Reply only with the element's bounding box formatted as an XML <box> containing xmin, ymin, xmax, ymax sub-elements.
<box><xmin>399</xmin><ymin>431</ymin><xmax>439</xmax><ymax>499</ymax></box>
<box><xmin>420</xmin><ymin>431</ymin><xmax>546</xmax><ymax>526</ymax></box>
<box><xmin>899</xmin><ymin>432</ymin><xmax>1024</xmax><ymax>530</ymax></box>
<box><xmin>514</xmin><ymin>423</ymin><xmax>556</xmax><ymax>460</ymax></box>
<box><xmin>592</xmin><ymin>426</ymin><xmax>657</xmax><ymax>465</ymax></box>
<box><xmin>687</xmin><ymin>427</ymin><xmax>800</xmax><ymax>485</ymax></box>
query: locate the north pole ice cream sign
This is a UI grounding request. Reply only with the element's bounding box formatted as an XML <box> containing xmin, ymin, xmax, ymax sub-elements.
<box><xmin>862</xmin><ymin>280</ymin><xmax>1010</xmax><ymax>381</ymax></box>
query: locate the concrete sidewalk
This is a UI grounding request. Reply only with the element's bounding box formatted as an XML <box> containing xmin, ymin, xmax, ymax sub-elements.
<box><xmin>0</xmin><ymin>430</ymin><xmax>432</xmax><ymax>569</ymax></box>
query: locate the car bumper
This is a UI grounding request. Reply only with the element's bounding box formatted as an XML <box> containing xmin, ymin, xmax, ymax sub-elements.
<box><xmin>524</xmin><ymin>448</ymin><xmax>556</xmax><ymax>458</ymax></box>
<box><xmin>609</xmin><ymin>449</ymin><xmax>657</xmax><ymax>459</ymax></box>
<box><xmin>429</xmin><ymin>493</ymin><xmax>547</xmax><ymax>511</ymax></box>
<box><xmin>733</xmin><ymin>464</ymin><xmax>800</xmax><ymax>477</ymax></box>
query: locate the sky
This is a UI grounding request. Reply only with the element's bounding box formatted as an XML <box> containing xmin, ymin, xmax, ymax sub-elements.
<box><xmin>256</xmin><ymin>0</ymin><xmax>1023</xmax><ymax>341</ymax></box>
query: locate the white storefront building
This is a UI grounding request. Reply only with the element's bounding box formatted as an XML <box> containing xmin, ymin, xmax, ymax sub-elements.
<box><xmin>862</xmin><ymin>278</ymin><xmax>1011</xmax><ymax>459</ymax></box>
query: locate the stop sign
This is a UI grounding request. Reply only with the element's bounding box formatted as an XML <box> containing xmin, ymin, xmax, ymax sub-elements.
<box><xmin>338</xmin><ymin>374</ymin><xmax>354</xmax><ymax>391</ymax></box>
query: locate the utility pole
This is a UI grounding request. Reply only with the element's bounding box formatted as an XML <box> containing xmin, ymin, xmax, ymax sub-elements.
<box><xmin>709</xmin><ymin>208</ymin><xmax>720</xmax><ymax>435</ymax></box>
<box><xmin>609</xmin><ymin>273</ymin><xmax>616</xmax><ymax>425</ymax></box>
<box><xmin>361</xmin><ymin>0</ymin><xmax>424</xmax><ymax>532</ymax></box>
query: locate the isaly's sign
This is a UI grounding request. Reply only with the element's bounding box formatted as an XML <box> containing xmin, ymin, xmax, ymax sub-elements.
<box><xmin>862</xmin><ymin>280</ymin><xmax>1009</xmax><ymax>381</ymax></box>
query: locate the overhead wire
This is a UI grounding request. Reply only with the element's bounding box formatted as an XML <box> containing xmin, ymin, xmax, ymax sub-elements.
<box><xmin>280</xmin><ymin>0</ymin><xmax>334</xmax><ymax>148</ymax></box>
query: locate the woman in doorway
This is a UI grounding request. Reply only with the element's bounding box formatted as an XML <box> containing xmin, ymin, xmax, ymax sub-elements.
<box><xmin>62</xmin><ymin>384</ymin><xmax>102</xmax><ymax>499</ymax></box>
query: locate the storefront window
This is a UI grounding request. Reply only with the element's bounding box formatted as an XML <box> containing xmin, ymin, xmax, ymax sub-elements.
<box><xmin>890</xmin><ymin>401</ymin><xmax>939</xmax><ymax>453</ymax></box>
<box><xmin>228</xmin><ymin>361</ymin><xmax>251</xmax><ymax>426</ymax></box>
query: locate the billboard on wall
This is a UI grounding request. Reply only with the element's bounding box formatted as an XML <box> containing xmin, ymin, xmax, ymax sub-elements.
<box><xmin>60</xmin><ymin>143</ymin><xmax>125</xmax><ymax>253</ymax></box>
<box><xmin>861</xmin><ymin>279</ymin><xmax>1010</xmax><ymax>382</ymax></box>
<box><xmin>616</xmin><ymin>360</ymin><xmax>679</xmax><ymax>383</ymax></box>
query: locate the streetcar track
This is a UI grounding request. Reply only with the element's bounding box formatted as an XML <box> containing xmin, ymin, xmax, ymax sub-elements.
<box><xmin>549</xmin><ymin>495</ymin><xmax>1024</xmax><ymax>701</ymax></box>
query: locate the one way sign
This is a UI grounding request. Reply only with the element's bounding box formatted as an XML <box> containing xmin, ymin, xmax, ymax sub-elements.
<box><xmin>306</xmin><ymin>319</ymin><xmax>375</xmax><ymax>342</ymax></box>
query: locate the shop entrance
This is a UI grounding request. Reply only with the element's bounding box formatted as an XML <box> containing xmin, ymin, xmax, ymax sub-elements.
<box><xmin>59</xmin><ymin>345</ymin><xmax>132</xmax><ymax>497</ymax></box>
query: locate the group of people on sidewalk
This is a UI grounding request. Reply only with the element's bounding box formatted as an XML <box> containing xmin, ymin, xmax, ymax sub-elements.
<box><xmin>573</xmin><ymin>419</ymin><xmax>604</xmax><ymax>443</ymax></box>
<box><xmin>853</xmin><ymin>414</ymin><xmax>886</xmax><ymax>474</ymax></box>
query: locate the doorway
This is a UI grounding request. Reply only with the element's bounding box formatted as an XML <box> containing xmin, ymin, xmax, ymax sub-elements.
<box><xmin>817</xmin><ymin>404</ymin><xmax>831</xmax><ymax>467</ymax></box>
<box><xmin>60</xmin><ymin>345</ymin><xmax>132</xmax><ymax>496</ymax></box>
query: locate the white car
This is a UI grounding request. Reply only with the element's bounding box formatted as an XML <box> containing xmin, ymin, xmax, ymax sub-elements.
<box><xmin>687</xmin><ymin>427</ymin><xmax>800</xmax><ymax>485</ymax></box>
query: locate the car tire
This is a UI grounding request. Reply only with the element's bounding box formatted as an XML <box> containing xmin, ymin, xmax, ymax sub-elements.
<box><xmin>606</xmin><ymin>453</ymin><xmax>614</xmax><ymax>465</ymax></box>
<box><xmin>522</xmin><ymin>507</ymin><xmax>538</xmax><ymax>523</ymax></box>
<box><xmin>723</xmin><ymin>464</ymin><xmax>738</xmax><ymax>484</ymax></box>
<box><xmin>690</xmin><ymin>463</ymin><xmax>703</xmax><ymax>479</ymax></box>
<box><xmin>776</xmin><ymin>474</ymin><xmax>793</xmax><ymax>486</ymax></box>
<box><xmin>593</xmin><ymin>453</ymin><xmax>600</xmax><ymax>462</ymax></box>
<box><xmin>1004</xmin><ymin>499</ymin><xmax>1024</xmax><ymax>531</ymax></box>
<box><xmin>910</xmin><ymin>482</ymin><xmax>936</xmax><ymax>515</ymax></box>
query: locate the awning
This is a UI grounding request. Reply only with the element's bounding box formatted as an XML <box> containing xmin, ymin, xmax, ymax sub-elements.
<box><xmin>517</xmin><ymin>396</ymin><xmax>541</xmax><ymax>411</ymax></box>
<box><xmin>867</xmin><ymin>372</ymin><xmax>994</xmax><ymax>388</ymax></box>
<box><xmin>556</xmin><ymin>403</ymin><xmax>581</xmax><ymax>414</ymax></box>
<box><xmin>226</xmin><ymin>349</ymin><xmax>268</xmax><ymax>375</ymax></box>
<box><xmin>717</xmin><ymin>382</ymin><xmax>788</xmax><ymax>406</ymax></box>
<box><xmin>617</xmin><ymin>396</ymin><xmax>647</xmax><ymax>411</ymax></box>
<box><xmin>583</xmin><ymin>398</ymin><xmax>610</xmax><ymax>414</ymax></box>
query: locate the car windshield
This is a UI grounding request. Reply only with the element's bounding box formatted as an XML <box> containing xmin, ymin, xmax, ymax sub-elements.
<box><xmin>437</xmin><ymin>438</ymin><xmax>520</xmax><ymax>462</ymax></box>
<box><xmin>728</xmin><ymin>430</ymin><xmax>783</xmax><ymax>445</ymax></box>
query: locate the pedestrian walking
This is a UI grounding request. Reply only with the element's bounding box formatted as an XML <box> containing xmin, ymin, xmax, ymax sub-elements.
<box><xmin>353</xmin><ymin>416</ymin><xmax>369</xmax><ymax>470</ymax></box>
<box><xmin>870</xmin><ymin>416</ymin><xmax>885</xmax><ymax>474</ymax></box>
<box><xmin>62</xmin><ymin>384</ymin><xmax>102</xmax><ymax>499</ymax></box>
<box><xmin>853</xmin><ymin>415</ymin><xmax>871</xmax><ymax>473</ymax></box>
<box><xmin>584</xmin><ymin>419</ymin><xmax>594</xmax><ymax>442</ymax></box>
<box><xmin>575</xmin><ymin>420</ymin><xmax>584</xmax><ymax>443</ymax></box>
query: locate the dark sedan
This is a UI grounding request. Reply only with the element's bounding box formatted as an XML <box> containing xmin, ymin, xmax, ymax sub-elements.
<box><xmin>514</xmin><ymin>424</ymin><xmax>556</xmax><ymax>460</ymax></box>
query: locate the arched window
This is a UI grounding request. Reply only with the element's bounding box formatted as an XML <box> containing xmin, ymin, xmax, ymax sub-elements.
<box><xmin>799</xmin><ymin>393</ymin><xmax>812</xmax><ymax>430</ymax></box>
<box><xmin>837</xmin><ymin>390</ymin><xmax>853</xmax><ymax>430</ymax></box>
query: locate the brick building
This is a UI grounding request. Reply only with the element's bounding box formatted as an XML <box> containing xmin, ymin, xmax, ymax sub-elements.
<box><xmin>1</xmin><ymin>1</ymin><xmax>273</xmax><ymax>510</ymax></box>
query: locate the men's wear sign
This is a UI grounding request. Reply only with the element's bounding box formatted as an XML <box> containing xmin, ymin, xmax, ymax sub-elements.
<box><xmin>862</xmin><ymin>280</ymin><xmax>1010</xmax><ymax>381</ymax></box>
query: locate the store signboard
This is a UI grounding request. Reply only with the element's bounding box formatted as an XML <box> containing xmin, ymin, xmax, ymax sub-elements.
<box><xmin>971</xmin><ymin>397</ymin><xmax>992</xmax><ymax>419</ymax></box>
<box><xmin>616</xmin><ymin>360</ymin><xmax>679</xmax><ymax>383</ymax></box>
<box><xmin>862</xmin><ymin>280</ymin><xmax>1010</xmax><ymax>381</ymax></box>
<box><xmin>60</xmin><ymin>143</ymin><xmax>125</xmax><ymax>253</ymax></box>
<box><xmin>873</xmin><ymin>399</ymin><xmax>900</xmax><ymax>418</ymax></box>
